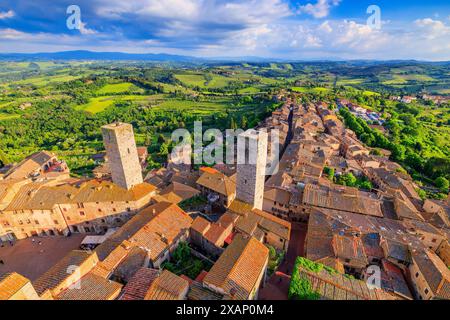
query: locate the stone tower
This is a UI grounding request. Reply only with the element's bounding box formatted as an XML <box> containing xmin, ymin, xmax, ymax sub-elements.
<box><xmin>101</xmin><ymin>122</ymin><xmax>143</xmax><ymax>190</ymax></box>
<box><xmin>236</xmin><ymin>129</ymin><xmax>268</xmax><ymax>210</ymax></box>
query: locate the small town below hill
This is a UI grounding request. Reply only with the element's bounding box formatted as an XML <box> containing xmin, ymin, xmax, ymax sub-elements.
<box><xmin>0</xmin><ymin>90</ymin><xmax>449</xmax><ymax>301</ymax></box>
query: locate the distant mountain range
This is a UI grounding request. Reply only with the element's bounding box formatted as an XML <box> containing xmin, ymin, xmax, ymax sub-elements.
<box><xmin>0</xmin><ymin>50</ymin><xmax>204</xmax><ymax>62</ymax></box>
<box><xmin>0</xmin><ymin>50</ymin><xmax>448</xmax><ymax>64</ymax></box>
<box><xmin>0</xmin><ymin>50</ymin><xmax>280</xmax><ymax>63</ymax></box>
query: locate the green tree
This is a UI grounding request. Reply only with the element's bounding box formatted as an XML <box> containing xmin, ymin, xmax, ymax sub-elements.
<box><xmin>159</xmin><ymin>142</ymin><xmax>169</xmax><ymax>156</ymax></box>
<box><xmin>268</xmin><ymin>246</ymin><xmax>277</xmax><ymax>260</ymax></box>
<box><xmin>435</xmin><ymin>177</ymin><xmax>449</xmax><ymax>193</ymax></box>
<box><xmin>241</xmin><ymin>116</ymin><xmax>248</xmax><ymax>129</ymax></box>
<box><xmin>230</xmin><ymin>117</ymin><xmax>237</xmax><ymax>130</ymax></box>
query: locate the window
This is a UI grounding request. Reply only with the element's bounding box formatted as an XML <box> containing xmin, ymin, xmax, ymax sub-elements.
<box><xmin>98</xmin><ymin>208</ymin><xmax>102</xmax><ymax>212</ymax></box>
<box><xmin>54</xmin><ymin>220</ymin><xmax>59</xmax><ymax>225</ymax></box>
<box><xmin>19</xmin><ymin>220</ymin><xmax>23</xmax><ymax>225</ymax></box>
<box><xmin>35</xmin><ymin>220</ymin><xmax>39</xmax><ymax>225</ymax></box>
<box><xmin>425</xmin><ymin>289</ymin><xmax>429</xmax><ymax>295</ymax></box>
<box><xmin>415</xmin><ymin>272</ymin><xmax>419</xmax><ymax>278</ymax></box>
<box><xmin>79</xmin><ymin>211</ymin><xmax>85</xmax><ymax>216</ymax></box>
<box><xmin>126</xmin><ymin>208</ymin><xmax>131</xmax><ymax>212</ymax></box>
<box><xmin>432</xmin><ymin>239</ymin><xmax>437</xmax><ymax>243</ymax></box>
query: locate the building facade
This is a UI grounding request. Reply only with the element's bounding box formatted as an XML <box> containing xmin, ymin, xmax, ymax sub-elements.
<box><xmin>236</xmin><ymin>130</ymin><xmax>268</xmax><ymax>210</ymax></box>
<box><xmin>101</xmin><ymin>122</ymin><xmax>143</xmax><ymax>190</ymax></box>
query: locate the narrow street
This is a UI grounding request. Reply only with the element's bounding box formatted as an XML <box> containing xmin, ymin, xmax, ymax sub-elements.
<box><xmin>259</xmin><ymin>223</ymin><xmax>307</xmax><ymax>300</ymax></box>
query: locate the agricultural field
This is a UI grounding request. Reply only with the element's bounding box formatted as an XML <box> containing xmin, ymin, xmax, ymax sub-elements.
<box><xmin>0</xmin><ymin>62</ymin><xmax>283</xmax><ymax>174</ymax></box>
<box><xmin>0</xmin><ymin>60</ymin><xmax>448</xmax><ymax>182</ymax></box>
<box><xmin>174</xmin><ymin>73</ymin><xmax>232</xmax><ymax>89</ymax></box>
<box><xmin>96</xmin><ymin>82</ymin><xmax>144</xmax><ymax>95</ymax></box>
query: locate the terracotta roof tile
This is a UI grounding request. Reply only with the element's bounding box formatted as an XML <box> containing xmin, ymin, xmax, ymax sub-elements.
<box><xmin>56</xmin><ymin>273</ymin><xmax>122</xmax><ymax>300</ymax></box>
<box><xmin>191</xmin><ymin>216</ymin><xmax>211</xmax><ymax>235</ymax></box>
<box><xmin>145</xmin><ymin>270</ymin><xmax>189</xmax><ymax>300</ymax></box>
<box><xmin>33</xmin><ymin>250</ymin><xmax>95</xmax><ymax>295</ymax></box>
<box><xmin>203</xmin><ymin>234</ymin><xmax>269</xmax><ymax>299</ymax></box>
<box><xmin>120</xmin><ymin>268</ymin><xmax>160</xmax><ymax>300</ymax></box>
<box><xmin>196</xmin><ymin>169</ymin><xmax>236</xmax><ymax>197</ymax></box>
<box><xmin>0</xmin><ymin>272</ymin><xmax>31</xmax><ymax>300</ymax></box>
<box><xmin>5</xmin><ymin>180</ymin><xmax>156</xmax><ymax>211</ymax></box>
<box><xmin>95</xmin><ymin>202</ymin><xmax>192</xmax><ymax>262</ymax></box>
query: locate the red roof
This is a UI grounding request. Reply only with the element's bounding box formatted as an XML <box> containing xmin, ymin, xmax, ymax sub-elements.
<box><xmin>120</xmin><ymin>268</ymin><xmax>159</xmax><ymax>300</ymax></box>
<box><xmin>224</xmin><ymin>232</ymin><xmax>236</xmax><ymax>245</ymax></box>
<box><xmin>195</xmin><ymin>270</ymin><xmax>208</xmax><ymax>283</ymax></box>
<box><xmin>200</xmin><ymin>167</ymin><xmax>220</xmax><ymax>174</ymax></box>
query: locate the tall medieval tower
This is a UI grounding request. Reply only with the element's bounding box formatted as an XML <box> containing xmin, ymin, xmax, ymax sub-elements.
<box><xmin>101</xmin><ymin>122</ymin><xmax>143</xmax><ymax>190</ymax></box>
<box><xmin>236</xmin><ymin>129</ymin><xmax>268</xmax><ymax>210</ymax></box>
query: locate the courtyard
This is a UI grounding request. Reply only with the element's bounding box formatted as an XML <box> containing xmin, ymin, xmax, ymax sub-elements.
<box><xmin>0</xmin><ymin>234</ymin><xmax>86</xmax><ymax>281</ymax></box>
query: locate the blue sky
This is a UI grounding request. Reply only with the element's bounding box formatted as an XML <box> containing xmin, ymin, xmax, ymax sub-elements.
<box><xmin>1</xmin><ymin>0</ymin><xmax>450</xmax><ymax>60</ymax></box>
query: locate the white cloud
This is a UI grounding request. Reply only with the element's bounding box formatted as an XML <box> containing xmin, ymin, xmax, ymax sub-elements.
<box><xmin>0</xmin><ymin>10</ymin><xmax>15</xmax><ymax>19</ymax></box>
<box><xmin>298</xmin><ymin>0</ymin><xmax>341</xmax><ymax>19</ymax></box>
<box><xmin>415</xmin><ymin>18</ymin><xmax>450</xmax><ymax>39</ymax></box>
<box><xmin>96</xmin><ymin>0</ymin><xmax>291</xmax><ymax>25</ymax></box>
<box><xmin>2</xmin><ymin>7</ymin><xmax>450</xmax><ymax>61</ymax></box>
<box><xmin>199</xmin><ymin>17</ymin><xmax>450</xmax><ymax>60</ymax></box>
<box><xmin>0</xmin><ymin>28</ymin><xmax>26</xmax><ymax>39</ymax></box>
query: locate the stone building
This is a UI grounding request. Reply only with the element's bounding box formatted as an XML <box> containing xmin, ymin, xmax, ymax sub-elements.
<box><xmin>101</xmin><ymin>122</ymin><xmax>143</xmax><ymax>190</ymax></box>
<box><xmin>409</xmin><ymin>249</ymin><xmax>450</xmax><ymax>300</ymax></box>
<box><xmin>203</xmin><ymin>234</ymin><xmax>269</xmax><ymax>300</ymax></box>
<box><xmin>2</xmin><ymin>151</ymin><xmax>69</xmax><ymax>181</ymax></box>
<box><xmin>236</xmin><ymin>130</ymin><xmax>268</xmax><ymax>210</ymax></box>
<box><xmin>190</xmin><ymin>215</ymin><xmax>232</xmax><ymax>257</ymax></box>
<box><xmin>196</xmin><ymin>167</ymin><xmax>236</xmax><ymax>208</ymax></box>
<box><xmin>1</xmin><ymin>180</ymin><xmax>156</xmax><ymax>240</ymax></box>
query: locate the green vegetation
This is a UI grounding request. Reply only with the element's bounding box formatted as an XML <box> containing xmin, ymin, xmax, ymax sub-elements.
<box><xmin>162</xmin><ymin>242</ymin><xmax>212</xmax><ymax>280</ymax></box>
<box><xmin>0</xmin><ymin>62</ymin><xmax>282</xmax><ymax>175</ymax></box>
<box><xmin>0</xmin><ymin>60</ymin><xmax>448</xmax><ymax>186</ymax></box>
<box><xmin>96</xmin><ymin>82</ymin><xmax>144</xmax><ymax>95</ymax></box>
<box><xmin>267</xmin><ymin>245</ymin><xmax>285</xmax><ymax>276</ymax></box>
<box><xmin>289</xmin><ymin>257</ymin><xmax>322</xmax><ymax>300</ymax></box>
<box><xmin>335</xmin><ymin>173</ymin><xmax>373</xmax><ymax>191</ymax></box>
<box><xmin>339</xmin><ymin>107</ymin><xmax>449</xmax><ymax>192</ymax></box>
<box><xmin>178</xmin><ymin>195</ymin><xmax>208</xmax><ymax>211</ymax></box>
<box><xmin>323</xmin><ymin>167</ymin><xmax>373</xmax><ymax>190</ymax></box>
